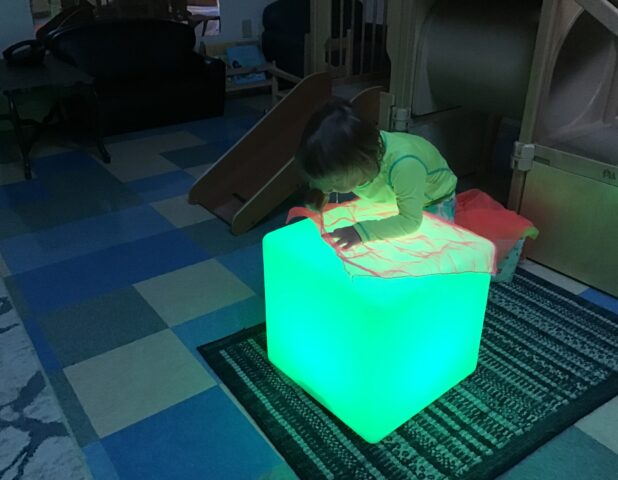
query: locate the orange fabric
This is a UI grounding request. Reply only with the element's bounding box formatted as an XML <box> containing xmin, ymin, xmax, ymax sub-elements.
<box><xmin>455</xmin><ymin>189</ymin><xmax>539</xmax><ymax>263</ymax></box>
<box><xmin>288</xmin><ymin>200</ymin><xmax>496</xmax><ymax>279</ymax></box>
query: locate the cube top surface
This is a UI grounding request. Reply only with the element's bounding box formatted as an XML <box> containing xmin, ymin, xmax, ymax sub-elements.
<box><xmin>267</xmin><ymin>201</ymin><xmax>496</xmax><ymax>279</ymax></box>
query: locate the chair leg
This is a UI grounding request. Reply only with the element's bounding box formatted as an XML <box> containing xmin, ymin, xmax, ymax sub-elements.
<box><xmin>88</xmin><ymin>86</ymin><xmax>111</xmax><ymax>163</ymax></box>
<box><xmin>7</xmin><ymin>92</ymin><xmax>33</xmax><ymax>180</ymax></box>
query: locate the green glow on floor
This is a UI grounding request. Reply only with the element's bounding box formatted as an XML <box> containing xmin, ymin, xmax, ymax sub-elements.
<box><xmin>264</xmin><ymin>214</ymin><xmax>493</xmax><ymax>443</ymax></box>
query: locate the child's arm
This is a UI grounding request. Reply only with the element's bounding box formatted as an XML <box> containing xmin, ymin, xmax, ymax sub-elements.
<box><xmin>354</xmin><ymin>157</ymin><xmax>427</xmax><ymax>241</ymax></box>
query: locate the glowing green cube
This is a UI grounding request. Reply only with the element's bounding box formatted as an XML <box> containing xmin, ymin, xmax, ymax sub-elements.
<box><xmin>263</xmin><ymin>213</ymin><xmax>494</xmax><ymax>443</ymax></box>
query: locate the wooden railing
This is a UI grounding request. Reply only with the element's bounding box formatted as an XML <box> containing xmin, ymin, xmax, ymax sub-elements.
<box><xmin>308</xmin><ymin>0</ymin><xmax>390</xmax><ymax>83</ymax></box>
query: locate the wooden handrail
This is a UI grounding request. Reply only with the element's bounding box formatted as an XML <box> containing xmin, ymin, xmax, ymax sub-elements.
<box><xmin>226</xmin><ymin>63</ymin><xmax>302</xmax><ymax>85</ymax></box>
<box><xmin>269</xmin><ymin>67</ymin><xmax>302</xmax><ymax>84</ymax></box>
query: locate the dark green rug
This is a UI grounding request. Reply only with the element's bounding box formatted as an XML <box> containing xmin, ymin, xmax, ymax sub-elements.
<box><xmin>198</xmin><ymin>269</ymin><xmax>618</xmax><ymax>480</ymax></box>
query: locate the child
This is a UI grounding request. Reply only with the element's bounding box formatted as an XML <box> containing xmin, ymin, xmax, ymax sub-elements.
<box><xmin>296</xmin><ymin>98</ymin><xmax>458</xmax><ymax>249</ymax></box>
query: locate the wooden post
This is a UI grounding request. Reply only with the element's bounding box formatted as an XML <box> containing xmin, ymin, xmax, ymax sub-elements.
<box><xmin>508</xmin><ymin>0</ymin><xmax>560</xmax><ymax>211</ymax></box>
<box><xmin>385</xmin><ymin>0</ymin><xmax>418</xmax><ymax>109</ymax></box>
<box><xmin>380</xmin><ymin>0</ymin><xmax>388</xmax><ymax>71</ymax></box>
<box><xmin>345</xmin><ymin>28</ymin><xmax>354</xmax><ymax>78</ymax></box>
<box><xmin>310</xmin><ymin>0</ymin><xmax>332</xmax><ymax>72</ymax></box>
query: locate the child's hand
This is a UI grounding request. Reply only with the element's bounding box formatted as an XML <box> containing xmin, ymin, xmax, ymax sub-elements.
<box><xmin>330</xmin><ymin>226</ymin><xmax>362</xmax><ymax>249</ymax></box>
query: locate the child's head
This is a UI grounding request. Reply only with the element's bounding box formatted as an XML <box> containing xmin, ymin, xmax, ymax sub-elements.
<box><xmin>296</xmin><ymin>98</ymin><xmax>384</xmax><ymax>194</ymax></box>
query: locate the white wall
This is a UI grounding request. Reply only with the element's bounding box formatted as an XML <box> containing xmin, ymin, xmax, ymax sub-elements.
<box><xmin>0</xmin><ymin>0</ymin><xmax>34</xmax><ymax>52</ymax></box>
<box><xmin>203</xmin><ymin>0</ymin><xmax>274</xmax><ymax>45</ymax></box>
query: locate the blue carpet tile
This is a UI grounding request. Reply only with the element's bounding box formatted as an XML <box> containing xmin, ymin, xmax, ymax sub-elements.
<box><xmin>11</xmin><ymin>230</ymin><xmax>210</xmax><ymax>315</ymax></box>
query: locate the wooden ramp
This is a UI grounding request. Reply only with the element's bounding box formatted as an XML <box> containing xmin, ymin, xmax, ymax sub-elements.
<box><xmin>189</xmin><ymin>72</ymin><xmax>332</xmax><ymax>235</ymax></box>
<box><xmin>189</xmin><ymin>77</ymin><xmax>385</xmax><ymax>235</ymax></box>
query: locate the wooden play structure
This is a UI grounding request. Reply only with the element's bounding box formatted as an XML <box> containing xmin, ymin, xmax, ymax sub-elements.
<box><xmin>224</xmin><ymin>62</ymin><xmax>303</xmax><ymax>107</ymax></box>
<box><xmin>191</xmin><ymin>0</ymin><xmax>618</xmax><ymax>297</ymax></box>
<box><xmin>510</xmin><ymin>0</ymin><xmax>618</xmax><ymax>296</ymax></box>
<box><xmin>308</xmin><ymin>0</ymin><xmax>390</xmax><ymax>82</ymax></box>
<box><xmin>380</xmin><ymin>0</ymin><xmax>618</xmax><ymax>295</ymax></box>
<box><xmin>188</xmin><ymin>74</ymin><xmax>384</xmax><ymax>235</ymax></box>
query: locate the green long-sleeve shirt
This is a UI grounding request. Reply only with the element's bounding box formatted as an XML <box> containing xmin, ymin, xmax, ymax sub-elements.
<box><xmin>352</xmin><ymin>131</ymin><xmax>457</xmax><ymax>242</ymax></box>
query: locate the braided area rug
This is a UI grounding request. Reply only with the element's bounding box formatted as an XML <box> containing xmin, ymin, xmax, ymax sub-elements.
<box><xmin>199</xmin><ymin>270</ymin><xmax>618</xmax><ymax>480</ymax></box>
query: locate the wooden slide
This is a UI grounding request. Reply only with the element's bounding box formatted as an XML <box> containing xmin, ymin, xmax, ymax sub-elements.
<box><xmin>350</xmin><ymin>85</ymin><xmax>384</xmax><ymax>127</ymax></box>
<box><xmin>189</xmin><ymin>72</ymin><xmax>331</xmax><ymax>235</ymax></box>
<box><xmin>188</xmin><ymin>76</ymin><xmax>383</xmax><ymax>235</ymax></box>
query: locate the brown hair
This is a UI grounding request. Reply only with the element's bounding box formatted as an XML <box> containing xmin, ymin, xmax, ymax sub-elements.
<box><xmin>296</xmin><ymin>97</ymin><xmax>384</xmax><ymax>182</ymax></box>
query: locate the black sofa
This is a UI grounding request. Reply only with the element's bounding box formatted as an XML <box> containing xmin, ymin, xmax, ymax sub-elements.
<box><xmin>48</xmin><ymin>19</ymin><xmax>225</xmax><ymax>135</ymax></box>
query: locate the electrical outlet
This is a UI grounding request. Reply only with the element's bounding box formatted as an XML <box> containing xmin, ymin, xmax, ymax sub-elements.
<box><xmin>242</xmin><ymin>19</ymin><xmax>252</xmax><ymax>38</ymax></box>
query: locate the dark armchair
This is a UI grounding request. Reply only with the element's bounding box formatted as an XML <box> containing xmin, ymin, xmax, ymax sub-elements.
<box><xmin>48</xmin><ymin>19</ymin><xmax>225</xmax><ymax>134</ymax></box>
